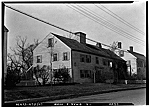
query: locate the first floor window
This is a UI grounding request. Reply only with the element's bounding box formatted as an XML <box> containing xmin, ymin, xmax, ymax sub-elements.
<box><xmin>80</xmin><ymin>70</ymin><xmax>92</xmax><ymax>78</ymax></box>
<box><xmin>37</xmin><ymin>55</ymin><xmax>42</xmax><ymax>63</ymax></box>
<box><xmin>80</xmin><ymin>70</ymin><xmax>84</xmax><ymax>78</ymax></box>
<box><xmin>53</xmin><ymin>53</ymin><xmax>57</xmax><ymax>61</ymax></box>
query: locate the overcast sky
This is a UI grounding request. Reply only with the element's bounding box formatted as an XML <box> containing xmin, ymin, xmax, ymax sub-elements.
<box><xmin>5</xmin><ymin>1</ymin><xmax>146</xmax><ymax>56</ymax></box>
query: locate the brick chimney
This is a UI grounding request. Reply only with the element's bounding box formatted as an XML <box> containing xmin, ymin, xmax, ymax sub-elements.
<box><xmin>96</xmin><ymin>42</ymin><xmax>102</xmax><ymax>48</ymax></box>
<box><xmin>74</xmin><ymin>32</ymin><xmax>86</xmax><ymax>44</ymax></box>
<box><xmin>118</xmin><ymin>42</ymin><xmax>122</xmax><ymax>49</ymax></box>
<box><xmin>129</xmin><ymin>46</ymin><xmax>133</xmax><ymax>52</ymax></box>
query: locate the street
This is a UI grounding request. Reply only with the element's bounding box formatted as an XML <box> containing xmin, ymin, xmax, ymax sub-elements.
<box><xmin>46</xmin><ymin>88</ymin><xmax>146</xmax><ymax>105</ymax></box>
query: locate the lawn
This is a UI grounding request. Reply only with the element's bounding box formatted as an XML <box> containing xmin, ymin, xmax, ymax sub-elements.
<box><xmin>4</xmin><ymin>83</ymin><xmax>146</xmax><ymax>102</ymax></box>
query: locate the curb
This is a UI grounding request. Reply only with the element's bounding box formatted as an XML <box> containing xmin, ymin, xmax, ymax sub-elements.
<box><xmin>4</xmin><ymin>86</ymin><xmax>146</xmax><ymax>104</ymax></box>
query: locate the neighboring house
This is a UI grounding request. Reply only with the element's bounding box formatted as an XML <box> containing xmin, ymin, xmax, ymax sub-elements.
<box><xmin>115</xmin><ymin>43</ymin><xmax>146</xmax><ymax>80</ymax></box>
<box><xmin>33</xmin><ymin>32</ymin><xmax>127</xmax><ymax>83</ymax></box>
<box><xmin>3</xmin><ymin>26</ymin><xmax>9</xmax><ymax>79</ymax></box>
<box><xmin>127</xmin><ymin>47</ymin><xmax>146</xmax><ymax>79</ymax></box>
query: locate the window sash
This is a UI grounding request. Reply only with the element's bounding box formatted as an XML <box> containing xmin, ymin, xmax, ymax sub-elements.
<box><xmin>96</xmin><ymin>57</ymin><xmax>99</xmax><ymax>64</ymax></box>
<box><xmin>80</xmin><ymin>70</ymin><xmax>91</xmax><ymax>78</ymax></box>
<box><xmin>37</xmin><ymin>55</ymin><xmax>42</xmax><ymax>63</ymax></box>
<box><xmin>53</xmin><ymin>53</ymin><xmax>57</xmax><ymax>61</ymax></box>
<box><xmin>80</xmin><ymin>54</ymin><xmax>85</xmax><ymax>62</ymax></box>
<box><xmin>48</xmin><ymin>38</ymin><xmax>53</xmax><ymax>47</ymax></box>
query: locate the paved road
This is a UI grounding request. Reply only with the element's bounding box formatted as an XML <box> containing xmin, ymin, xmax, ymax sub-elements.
<box><xmin>46</xmin><ymin>88</ymin><xmax>146</xmax><ymax>105</ymax></box>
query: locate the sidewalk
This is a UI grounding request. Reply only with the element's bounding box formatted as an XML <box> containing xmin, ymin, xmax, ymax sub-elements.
<box><xmin>4</xmin><ymin>83</ymin><xmax>146</xmax><ymax>104</ymax></box>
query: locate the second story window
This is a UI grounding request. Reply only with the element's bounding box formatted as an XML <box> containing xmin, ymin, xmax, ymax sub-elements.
<box><xmin>37</xmin><ymin>55</ymin><xmax>42</xmax><ymax>63</ymax></box>
<box><xmin>86</xmin><ymin>55</ymin><xmax>91</xmax><ymax>63</ymax></box>
<box><xmin>103</xmin><ymin>59</ymin><xmax>107</xmax><ymax>66</ymax></box>
<box><xmin>96</xmin><ymin>57</ymin><xmax>99</xmax><ymax>64</ymax></box>
<box><xmin>80</xmin><ymin>54</ymin><xmax>85</xmax><ymax>62</ymax></box>
<box><xmin>48</xmin><ymin>38</ymin><xmax>53</xmax><ymax>47</ymax></box>
<box><xmin>53</xmin><ymin>53</ymin><xmax>58</xmax><ymax>61</ymax></box>
<box><xmin>109</xmin><ymin>61</ymin><xmax>113</xmax><ymax>67</ymax></box>
<box><xmin>63</xmin><ymin>52</ymin><xmax>70</xmax><ymax>61</ymax></box>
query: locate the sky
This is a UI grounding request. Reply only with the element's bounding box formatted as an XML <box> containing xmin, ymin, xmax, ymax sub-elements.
<box><xmin>4</xmin><ymin>1</ymin><xmax>146</xmax><ymax>56</ymax></box>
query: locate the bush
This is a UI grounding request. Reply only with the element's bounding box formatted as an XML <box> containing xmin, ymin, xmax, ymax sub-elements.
<box><xmin>5</xmin><ymin>67</ymin><xmax>21</xmax><ymax>87</ymax></box>
<box><xmin>53</xmin><ymin>67</ymin><xmax>71</xmax><ymax>84</ymax></box>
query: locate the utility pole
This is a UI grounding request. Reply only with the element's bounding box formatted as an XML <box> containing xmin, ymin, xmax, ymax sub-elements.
<box><xmin>49</xmin><ymin>36</ymin><xmax>55</xmax><ymax>85</ymax></box>
<box><xmin>50</xmin><ymin>40</ymin><xmax>53</xmax><ymax>85</ymax></box>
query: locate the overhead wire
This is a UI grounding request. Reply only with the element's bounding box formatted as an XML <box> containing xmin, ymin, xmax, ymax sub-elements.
<box><xmin>75</xmin><ymin>4</ymin><xmax>145</xmax><ymax>44</ymax></box>
<box><xmin>67</xmin><ymin>4</ymin><xmax>145</xmax><ymax>46</ymax></box>
<box><xmin>95</xmin><ymin>4</ymin><xmax>145</xmax><ymax>35</ymax></box>
<box><xmin>5</xmin><ymin>4</ymin><xmax>141</xmax><ymax>53</ymax></box>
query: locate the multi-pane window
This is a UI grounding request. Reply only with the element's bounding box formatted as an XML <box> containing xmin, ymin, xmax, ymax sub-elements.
<box><xmin>96</xmin><ymin>57</ymin><xmax>99</xmax><ymax>64</ymax></box>
<box><xmin>80</xmin><ymin>54</ymin><xmax>91</xmax><ymax>63</ymax></box>
<box><xmin>53</xmin><ymin>53</ymin><xmax>58</xmax><ymax>61</ymax></box>
<box><xmin>80</xmin><ymin>70</ymin><xmax>92</xmax><ymax>78</ymax></box>
<box><xmin>103</xmin><ymin>59</ymin><xmax>108</xmax><ymax>66</ymax></box>
<box><xmin>63</xmin><ymin>52</ymin><xmax>70</xmax><ymax>61</ymax></box>
<box><xmin>86</xmin><ymin>55</ymin><xmax>91</xmax><ymax>63</ymax></box>
<box><xmin>80</xmin><ymin>70</ymin><xmax>84</xmax><ymax>78</ymax></box>
<box><xmin>37</xmin><ymin>55</ymin><xmax>42</xmax><ymax>63</ymax></box>
<box><xmin>48</xmin><ymin>38</ymin><xmax>53</xmax><ymax>47</ymax></box>
<box><xmin>80</xmin><ymin>54</ymin><xmax>85</xmax><ymax>62</ymax></box>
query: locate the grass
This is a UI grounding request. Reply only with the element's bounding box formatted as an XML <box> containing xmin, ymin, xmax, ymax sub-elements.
<box><xmin>4</xmin><ymin>83</ymin><xmax>146</xmax><ymax>102</ymax></box>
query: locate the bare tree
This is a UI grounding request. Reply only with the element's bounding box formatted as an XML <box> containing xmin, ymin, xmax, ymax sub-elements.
<box><xmin>8</xmin><ymin>36</ymin><xmax>39</xmax><ymax>80</ymax></box>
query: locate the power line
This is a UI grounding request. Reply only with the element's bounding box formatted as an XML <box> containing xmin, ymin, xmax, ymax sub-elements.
<box><xmin>5</xmin><ymin>5</ymin><xmax>141</xmax><ymax>53</ymax></box>
<box><xmin>69</xmin><ymin>4</ymin><xmax>145</xmax><ymax>46</ymax></box>
<box><xmin>75</xmin><ymin>4</ymin><xmax>145</xmax><ymax>44</ymax></box>
<box><xmin>5</xmin><ymin>5</ymin><xmax>73</xmax><ymax>35</ymax></box>
<box><xmin>68</xmin><ymin>4</ymin><xmax>145</xmax><ymax>45</ymax></box>
<box><xmin>95</xmin><ymin>4</ymin><xmax>145</xmax><ymax>35</ymax></box>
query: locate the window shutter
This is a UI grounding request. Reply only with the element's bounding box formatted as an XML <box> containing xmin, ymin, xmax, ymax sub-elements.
<box><xmin>52</xmin><ymin>54</ymin><xmax>54</xmax><ymax>62</ymax></box>
<box><xmin>63</xmin><ymin>53</ymin><xmax>64</xmax><ymax>61</ymax></box>
<box><xmin>57</xmin><ymin>53</ymin><xmax>59</xmax><ymax>61</ymax></box>
<box><xmin>67</xmin><ymin>52</ymin><xmax>70</xmax><ymax>60</ymax></box>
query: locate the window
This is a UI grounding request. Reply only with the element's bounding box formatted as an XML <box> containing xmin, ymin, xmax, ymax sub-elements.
<box><xmin>63</xmin><ymin>52</ymin><xmax>70</xmax><ymax>61</ymax></box>
<box><xmin>86</xmin><ymin>55</ymin><xmax>91</xmax><ymax>63</ymax></box>
<box><xmin>80</xmin><ymin>54</ymin><xmax>91</xmax><ymax>63</ymax></box>
<box><xmin>48</xmin><ymin>38</ymin><xmax>53</xmax><ymax>47</ymax></box>
<box><xmin>53</xmin><ymin>53</ymin><xmax>57</xmax><ymax>61</ymax></box>
<box><xmin>109</xmin><ymin>61</ymin><xmax>113</xmax><ymax>67</ymax></box>
<box><xmin>96</xmin><ymin>57</ymin><xmax>99</xmax><ymax>64</ymax></box>
<box><xmin>103</xmin><ymin>59</ymin><xmax>107</xmax><ymax>66</ymax></box>
<box><xmin>80</xmin><ymin>54</ymin><xmax>85</xmax><ymax>62</ymax></box>
<box><xmin>80</xmin><ymin>70</ymin><xmax>84</xmax><ymax>78</ymax></box>
<box><xmin>80</xmin><ymin>70</ymin><xmax>91</xmax><ymax>78</ymax></box>
<box><xmin>37</xmin><ymin>55</ymin><xmax>42</xmax><ymax>63</ymax></box>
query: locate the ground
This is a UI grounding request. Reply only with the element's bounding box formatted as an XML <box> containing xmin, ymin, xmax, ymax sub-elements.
<box><xmin>4</xmin><ymin>83</ymin><xmax>146</xmax><ymax>102</ymax></box>
<box><xmin>47</xmin><ymin>88</ymin><xmax>146</xmax><ymax>105</ymax></box>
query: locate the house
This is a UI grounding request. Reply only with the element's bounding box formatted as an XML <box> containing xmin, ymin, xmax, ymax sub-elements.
<box><xmin>116</xmin><ymin>42</ymin><xmax>146</xmax><ymax>80</ymax></box>
<box><xmin>33</xmin><ymin>32</ymin><xmax>127</xmax><ymax>84</ymax></box>
<box><xmin>3</xmin><ymin>26</ymin><xmax>9</xmax><ymax>79</ymax></box>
